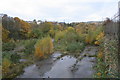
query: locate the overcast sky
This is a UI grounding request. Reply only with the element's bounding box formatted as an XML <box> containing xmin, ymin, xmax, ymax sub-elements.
<box><xmin>0</xmin><ymin>0</ymin><xmax>119</xmax><ymax>22</ymax></box>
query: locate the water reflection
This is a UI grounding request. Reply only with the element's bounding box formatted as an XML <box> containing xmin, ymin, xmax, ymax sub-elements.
<box><xmin>19</xmin><ymin>46</ymin><xmax>97</xmax><ymax>78</ymax></box>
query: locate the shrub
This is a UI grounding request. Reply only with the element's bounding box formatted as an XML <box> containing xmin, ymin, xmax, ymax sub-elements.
<box><xmin>23</xmin><ymin>39</ymin><xmax>37</xmax><ymax>54</ymax></box>
<box><xmin>64</xmin><ymin>32</ymin><xmax>78</xmax><ymax>43</ymax></box>
<box><xmin>66</xmin><ymin>27</ymin><xmax>75</xmax><ymax>32</ymax></box>
<box><xmin>2</xmin><ymin>51</ymin><xmax>20</xmax><ymax>63</ymax></box>
<box><xmin>2</xmin><ymin>51</ymin><xmax>12</xmax><ymax>60</ymax></box>
<box><xmin>94</xmin><ymin>32</ymin><xmax>104</xmax><ymax>45</ymax></box>
<box><xmin>2</xmin><ymin>58</ymin><xmax>24</xmax><ymax>78</ymax></box>
<box><xmin>84</xmin><ymin>25</ymin><xmax>103</xmax><ymax>45</ymax></box>
<box><xmin>53</xmin><ymin>25</ymin><xmax>63</xmax><ymax>31</ymax></box>
<box><xmin>2</xmin><ymin>58</ymin><xmax>11</xmax><ymax>76</ymax></box>
<box><xmin>28</xmin><ymin>28</ymin><xmax>43</xmax><ymax>39</ymax></box>
<box><xmin>10</xmin><ymin>53</ymin><xmax>21</xmax><ymax>63</ymax></box>
<box><xmin>77</xmin><ymin>33</ymin><xmax>86</xmax><ymax>42</ymax></box>
<box><xmin>55</xmin><ymin>31</ymin><xmax>66</xmax><ymax>42</ymax></box>
<box><xmin>40</xmin><ymin>22</ymin><xmax>54</xmax><ymax>33</ymax></box>
<box><xmin>34</xmin><ymin>36</ymin><xmax>54</xmax><ymax>59</ymax></box>
<box><xmin>66</xmin><ymin>42</ymin><xmax>85</xmax><ymax>52</ymax></box>
<box><xmin>2</xmin><ymin>42</ymin><xmax>16</xmax><ymax>51</ymax></box>
<box><xmin>54</xmin><ymin>28</ymin><xmax>86</xmax><ymax>52</ymax></box>
<box><xmin>85</xmin><ymin>29</ymin><xmax>100</xmax><ymax>44</ymax></box>
<box><xmin>48</xmin><ymin>29</ymin><xmax>56</xmax><ymax>38</ymax></box>
<box><xmin>2</xmin><ymin>27</ymin><xmax>10</xmax><ymax>42</ymax></box>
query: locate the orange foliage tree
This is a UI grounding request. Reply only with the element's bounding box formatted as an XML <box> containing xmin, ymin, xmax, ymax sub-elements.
<box><xmin>14</xmin><ymin>17</ymin><xmax>31</xmax><ymax>38</ymax></box>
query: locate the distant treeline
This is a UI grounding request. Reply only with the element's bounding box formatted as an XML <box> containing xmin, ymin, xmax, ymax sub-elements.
<box><xmin>2</xmin><ymin>14</ymin><xmax>102</xmax><ymax>42</ymax></box>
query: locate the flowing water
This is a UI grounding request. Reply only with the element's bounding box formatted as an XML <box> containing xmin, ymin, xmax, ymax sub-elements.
<box><xmin>18</xmin><ymin>46</ymin><xmax>98</xmax><ymax>78</ymax></box>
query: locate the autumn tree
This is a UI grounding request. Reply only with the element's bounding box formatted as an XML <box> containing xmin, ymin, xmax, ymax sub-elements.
<box><xmin>40</xmin><ymin>21</ymin><xmax>54</xmax><ymax>33</ymax></box>
<box><xmin>14</xmin><ymin>17</ymin><xmax>31</xmax><ymax>39</ymax></box>
<box><xmin>34</xmin><ymin>36</ymin><xmax>54</xmax><ymax>59</ymax></box>
<box><xmin>2</xmin><ymin>15</ymin><xmax>31</xmax><ymax>39</ymax></box>
<box><xmin>2</xmin><ymin>27</ymin><xmax>10</xmax><ymax>42</ymax></box>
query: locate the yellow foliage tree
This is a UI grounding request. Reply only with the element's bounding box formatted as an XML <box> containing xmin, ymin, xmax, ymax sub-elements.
<box><xmin>2</xmin><ymin>58</ymin><xmax>11</xmax><ymax>75</ymax></box>
<box><xmin>34</xmin><ymin>36</ymin><xmax>54</xmax><ymax>59</ymax></box>
<box><xmin>67</xmin><ymin>27</ymin><xmax>75</xmax><ymax>32</ymax></box>
<box><xmin>85</xmin><ymin>31</ymin><xmax>96</xmax><ymax>44</ymax></box>
<box><xmin>94</xmin><ymin>32</ymin><xmax>104</xmax><ymax>45</ymax></box>
<box><xmin>34</xmin><ymin>47</ymin><xmax>44</xmax><ymax>58</ymax></box>
<box><xmin>49</xmin><ymin>29</ymin><xmax>55</xmax><ymax>38</ymax></box>
<box><xmin>14</xmin><ymin>17</ymin><xmax>31</xmax><ymax>37</ymax></box>
<box><xmin>85</xmin><ymin>25</ymin><xmax>101</xmax><ymax>44</ymax></box>
<box><xmin>55</xmin><ymin>31</ymin><xmax>66</xmax><ymax>42</ymax></box>
<box><xmin>2</xmin><ymin>27</ymin><xmax>10</xmax><ymax>42</ymax></box>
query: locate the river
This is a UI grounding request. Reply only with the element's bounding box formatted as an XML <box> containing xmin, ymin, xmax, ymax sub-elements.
<box><xmin>18</xmin><ymin>46</ymin><xmax>98</xmax><ymax>78</ymax></box>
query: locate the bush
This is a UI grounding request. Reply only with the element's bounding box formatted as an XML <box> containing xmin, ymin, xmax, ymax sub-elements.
<box><xmin>55</xmin><ymin>31</ymin><xmax>66</xmax><ymax>42</ymax></box>
<box><xmin>64</xmin><ymin>32</ymin><xmax>78</xmax><ymax>43</ymax></box>
<box><xmin>2</xmin><ymin>58</ymin><xmax>25</xmax><ymax>78</ymax></box>
<box><xmin>66</xmin><ymin>27</ymin><xmax>75</xmax><ymax>32</ymax></box>
<box><xmin>2</xmin><ymin>27</ymin><xmax>10</xmax><ymax>42</ymax></box>
<box><xmin>23</xmin><ymin>39</ymin><xmax>37</xmax><ymax>54</ymax></box>
<box><xmin>66</xmin><ymin>42</ymin><xmax>85</xmax><ymax>52</ymax></box>
<box><xmin>85</xmin><ymin>31</ymin><xmax>95</xmax><ymax>44</ymax></box>
<box><xmin>2</xmin><ymin>51</ymin><xmax>20</xmax><ymax>63</ymax></box>
<box><xmin>84</xmin><ymin>24</ymin><xmax>103</xmax><ymax>45</ymax></box>
<box><xmin>77</xmin><ymin>33</ymin><xmax>86</xmax><ymax>43</ymax></box>
<box><xmin>28</xmin><ymin>28</ymin><xmax>44</xmax><ymax>39</ymax></box>
<box><xmin>54</xmin><ymin>28</ymin><xmax>86</xmax><ymax>52</ymax></box>
<box><xmin>34</xmin><ymin>36</ymin><xmax>54</xmax><ymax>59</ymax></box>
<box><xmin>10</xmin><ymin>53</ymin><xmax>21</xmax><ymax>63</ymax></box>
<box><xmin>94</xmin><ymin>32</ymin><xmax>104</xmax><ymax>45</ymax></box>
<box><xmin>85</xmin><ymin>28</ymin><xmax>101</xmax><ymax>44</ymax></box>
<box><xmin>2</xmin><ymin>42</ymin><xmax>16</xmax><ymax>51</ymax></box>
<box><xmin>2</xmin><ymin>51</ymin><xmax>12</xmax><ymax>60</ymax></box>
<box><xmin>48</xmin><ymin>29</ymin><xmax>56</xmax><ymax>38</ymax></box>
<box><xmin>40</xmin><ymin>22</ymin><xmax>54</xmax><ymax>33</ymax></box>
<box><xmin>2</xmin><ymin>58</ymin><xmax>11</xmax><ymax>76</ymax></box>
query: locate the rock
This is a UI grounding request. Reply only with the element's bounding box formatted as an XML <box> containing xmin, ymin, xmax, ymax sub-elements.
<box><xmin>14</xmin><ymin>46</ymin><xmax>25</xmax><ymax>52</ymax></box>
<box><xmin>19</xmin><ymin>59</ymin><xmax>27</xmax><ymax>62</ymax></box>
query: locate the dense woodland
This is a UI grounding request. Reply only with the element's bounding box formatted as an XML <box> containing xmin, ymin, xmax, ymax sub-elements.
<box><xmin>1</xmin><ymin>14</ymin><xmax>119</xmax><ymax>78</ymax></box>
